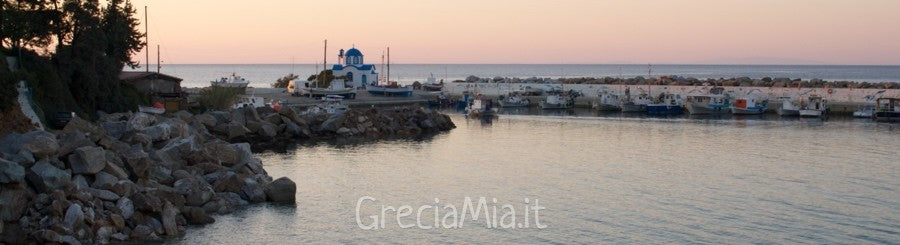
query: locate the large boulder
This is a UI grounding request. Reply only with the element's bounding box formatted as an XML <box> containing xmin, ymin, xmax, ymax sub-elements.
<box><xmin>21</xmin><ymin>134</ymin><xmax>59</xmax><ymax>160</ymax></box>
<box><xmin>116</xmin><ymin>197</ymin><xmax>134</xmax><ymax>219</ymax></box>
<box><xmin>259</xmin><ymin>122</ymin><xmax>278</xmax><ymax>138</ymax></box>
<box><xmin>204</xmin><ymin>141</ymin><xmax>240</xmax><ymax>166</ymax></box>
<box><xmin>99</xmin><ymin>121</ymin><xmax>128</xmax><ymax>139</ymax></box>
<box><xmin>0</xmin><ymin>187</ymin><xmax>30</xmax><ymax>221</ymax></box>
<box><xmin>213</xmin><ymin>172</ymin><xmax>244</xmax><ymax>193</ymax></box>
<box><xmin>140</xmin><ymin>123</ymin><xmax>173</xmax><ymax>142</ymax></box>
<box><xmin>195</xmin><ymin>113</ymin><xmax>218</xmax><ymax>128</ymax></box>
<box><xmin>0</xmin><ymin>158</ymin><xmax>25</xmax><ymax>183</ymax></box>
<box><xmin>264</xmin><ymin>177</ymin><xmax>296</xmax><ymax>203</ymax></box>
<box><xmin>63</xmin><ymin>203</ymin><xmax>84</xmax><ymax>230</ymax></box>
<box><xmin>27</xmin><ymin>161</ymin><xmax>72</xmax><ymax>193</ymax></box>
<box><xmin>70</xmin><ymin>146</ymin><xmax>106</xmax><ymax>174</ymax></box>
<box><xmin>182</xmin><ymin>206</ymin><xmax>215</xmax><ymax>224</ymax></box>
<box><xmin>127</xmin><ymin>112</ymin><xmax>157</xmax><ymax>131</ymax></box>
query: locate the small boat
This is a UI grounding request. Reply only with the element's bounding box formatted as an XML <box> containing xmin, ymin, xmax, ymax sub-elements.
<box><xmin>776</xmin><ymin>96</ymin><xmax>801</xmax><ymax>116</ymax></box>
<box><xmin>854</xmin><ymin>90</ymin><xmax>885</xmax><ymax>118</ymax></box>
<box><xmin>799</xmin><ymin>95</ymin><xmax>827</xmax><ymax>117</ymax></box>
<box><xmin>592</xmin><ymin>90</ymin><xmax>621</xmax><ymax>111</ymax></box>
<box><xmin>539</xmin><ymin>93</ymin><xmax>574</xmax><ymax>109</ymax></box>
<box><xmin>367</xmin><ymin>82</ymin><xmax>414</xmax><ymax>96</ymax></box>
<box><xmin>874</xmin><ymin>97</ymin><xmax>900</xmax><ymax>122</ymax></box>
<box><xmin>731</xmin><ymin>95</ymin><xmax>768</xmax><ymax>115</ymax></box>
<box><xmin>422</xmin><ymin>74</ymin><xmax>444</xmax><ymax>91</ymax></box>
<box><xmin>466</xmin><ymin>95</ymin><xmax>497</xmax><ymax>118</ymax></box>
<box><xmin>233</xmin><ymin>96</ymin><xmax>266</xmax><ymax>109</ymax></box>
<box><xmin>686</xmin><ymin>87</ymin><xmax>730</xmax><ymax>115</ymax></box>
<box><xmin>620</xmin><ymin>92</ymin><xmax>651</xmax><ymax>112</ymax></box>
<box><xmin>367</xmin><ymin>47</ymin><xmax>413</xmax><ymax>97</ymax></box>
<box><xmin>647</xmin><ymin>93</ymin><xmax>684</xmax><ymax>115</ymax></box>
<box><xmin>498</xmin><ymin>92</ymin><xmax>530</xmax><ymax>107</ymax></box>
<box><xmin>303</xmin><ymin>95</ymin><xmax>349</xmax><ymax>115</ymax></box>
<box><xmin>853</xmin><ymin>104</ymin><xmax>875</xmax><ymax>118</ymax></box>
<box><xmin>211</xmin><ymin>73</ymin><xmax>250</xmax><ymax>88</ymax></box>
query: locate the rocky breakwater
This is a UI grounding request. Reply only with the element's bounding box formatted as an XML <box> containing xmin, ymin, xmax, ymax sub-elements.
<box><xmin>0</xmin><ymin>112</ymin><xmax>297</xmax><ymax>243</ymax></box>
<box><xmin>200</xmin><ymin>106</ymin><xmax>456</xmax><ymax>151</ymax></box>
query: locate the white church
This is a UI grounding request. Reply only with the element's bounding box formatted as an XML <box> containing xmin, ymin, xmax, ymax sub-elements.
<box><xmin>332</xmin><ymin>47</ymin><xmax>378</xmax><ymax>89</ymax></box>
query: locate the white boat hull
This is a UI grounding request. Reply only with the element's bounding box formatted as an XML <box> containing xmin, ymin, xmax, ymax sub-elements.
<box><xmin>777</xmin><ymin>107</ymin><xmax>800</xmax><ymax>116</ymax></box>
<box><xmin>540</xmin><ymin>102</ymin><xmax>573</xmax><ymax>109</ymax></box>
<box><xmin>731</xmin><ymin>107</ymin><xmax>767</xmax><ymax>115</ymax></box>
<box><xmin>799</xmin><ymin>109</ymin><xmax>824</xmax><ymax>117</ymax></box>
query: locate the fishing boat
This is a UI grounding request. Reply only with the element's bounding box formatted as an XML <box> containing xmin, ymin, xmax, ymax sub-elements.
<box><xmin>498</xmin><ymin>92</ymin><xmax>530</xmax><ymax>107</ymax></box>
<box><xmin>646</xmin><ymin>93</ymin><xmax>684</xmax><ymax>115</ymax></box>
<box><xmin>233</xmin><ymin>96</ymin><xmax>266</xmax><ymax>109</ymax></box>
<box><xmin>620</xmin><ymin>88</ymin><xmax>651</xmax><ymax>112</ymax></box>
<box><xmin>367</xmin><ymin>47</ymin><xmax>414</xmax><ymax>97</ymax></box>
<box><xmin>854</xmin><ymin>90</ymin><xmax>885</xmax><ymax>118</ymax></box>
<box><xmin>853</xmin><ymin>104</ymin><xmax>875</xmax><ymax>118</ymax></box>
<box><xmin>422</xmin><ymin>74</ymin><xmax>444</xmax><ymax>91</ymax></box>
<box><xmin>466</xmin><ymin>95</ymin><xmax>497</xmax><ymax>118</ymax></box>
<box><xmin>211</xmin><ymin>73</ymin><xmax>250</xmax><ymax>88</ymax></box>
<box><xmin>540</xmin><ymin>92</ymin><xmax>574</xmax><ymax>109</ymax></box>
<box><xmin>775</xmin><ymin>96</ymin><xmax>801</xmax><ymax>116</ymax></box>
<box><xmin>799</xmin><ymin>95</ymin><xmax>827</xmax><ymax>117</ymax></box>
<box><xmin>731</xmin><ymin>94</ymin><xmax>768</xmax><ymax>115</ymax></box>
<box><xmin>592</xmin><ymin>90</ymin><xmax>621</xmax><ymax>111</ymax></box>
<box><xmin>302</xmin><ymin>95</ymin><xmax>349</xmax><ymax>115</ymax></box>
<box><xmin>685</xmin><ymin>87</ymin><xmax>730</xmax><ymax>115</ymax></box>
<box><xmin>874</xmin><ymin>97</ymin><xmax>900</xmax><ymax>122</ymax></box>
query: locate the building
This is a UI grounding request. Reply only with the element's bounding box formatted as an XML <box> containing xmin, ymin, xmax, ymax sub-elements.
<box><xmin>332</xmin><ymin>47</ymin><xmax>378</xmax><ymax>88</ymax></box>
<box><xmin>119</xmin><ymin>71</ymin><xmax>186</xmax><ymax>112</ymax></box>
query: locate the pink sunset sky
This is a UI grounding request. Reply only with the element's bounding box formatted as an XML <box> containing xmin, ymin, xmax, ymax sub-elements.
<box><xmin>131</xmin><ymin>0</ymin><xmax>900</xmax><ymax>65</ymax></box>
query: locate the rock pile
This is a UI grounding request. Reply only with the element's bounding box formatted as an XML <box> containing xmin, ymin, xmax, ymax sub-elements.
<box><xmin>201</xmin><ymin>105</ymin><xmax>456</xmax><ymax>151</ymax></box>
<box><xmin>0</xmin><ymin>112</ymin><xmax>297</xmax><ymax>244</ymax></box>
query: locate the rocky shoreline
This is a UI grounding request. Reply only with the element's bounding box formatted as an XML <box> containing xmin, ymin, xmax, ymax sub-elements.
<box><xmin>458</xmin><ymin>75</ymin><xmax>900</xmax><ymax>89</ymax></box>
<box><xmin>0</xmin><ymin>105</ymin><xmax>455</xmax><ymax>243</ymax></box>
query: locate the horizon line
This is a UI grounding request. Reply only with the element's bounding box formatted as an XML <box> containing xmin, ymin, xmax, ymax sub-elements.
<box><xmin>138</xmin><ymin>63</ymin><xmax>900</xmax><ymax>67</ymax></box>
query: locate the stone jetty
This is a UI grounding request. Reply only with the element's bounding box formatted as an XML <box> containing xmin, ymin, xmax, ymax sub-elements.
<box><xmin>0</xmin><ymin>105</ymin><xmax>454</xmax><ymax>243</ymax></box>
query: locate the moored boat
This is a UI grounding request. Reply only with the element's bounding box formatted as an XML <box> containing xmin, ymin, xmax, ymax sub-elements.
<box><xmin>211</xmin><ymin>73</ymin><xmax>250</xmax><ymax>88</ymax></box>
<box><xmin>799</xmin><ymin>95</ymin><xmax>827</xmax><ymax>118</ymax></box>
<box><xmin>422</xmin><ymin>74</ymin><xmax>444</xmax><ymax>91</ymax></box>
<box><xmin>647</xmin><ymin>93</ymin><xmax>684</xmax><ymax>115</ymax></box>
<box><xmin>686</xmin><ymin>88</ymin><xmax>730</xmax><ymax>115</ymax></box>
<box><xmin>539</xmin><ymin>92</ymin><xmax>574</xmax><ymax>109</ymax></box>
<box><xmin>466</xmin><ymin>95</ymin><xmax>498</xmax><ymax>118</ymax></box>
<box><xmin>874</xmin><ymin>97</ymin><xmax>900</xmax><ymax>122</ymax></box>
<box><xmin>620</xmin><ymin>88</ymin><xmax>650</xmax><ymax>112</ymax></box>
<box><xmin>592</xmin><ymin>90</ymin><xmax>621</xmax><ymax>111</ymax></box>
<box><xmin>776</xmin><ymin>96</ymin><xmax>801</xmax><ymax>116</ymax></box>
<box><xmin>731</xmin><ymin>95</ymin><xmax>768</xmax><ymax>115</ymax></box>
<box><xmin>498</xmin><ymin>92</ymin><xmax>530</xmax><ymax>107</ymax></box>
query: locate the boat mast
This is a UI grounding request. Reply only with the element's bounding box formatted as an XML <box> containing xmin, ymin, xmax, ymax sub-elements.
<box><xmin>380</xmin><ymin>51</ymin><xmax>385</xmax><ymax>85</ymax></box>
<box><xmin>387</xmin><ymin>47</ymin><xmax>391</xmax><ymax>85</ymax></box>
<box><xmin>156</xmin><ymin>45</ymin><xmax>160</xmax><ymax>73</ymax></box>
<box><xmin>647</xmin><ymin>63</ymin><xmax>652</xmax><ymax>97</ymax></box>
<box><xmin>321</xmin><ymin>39</ymin><xmax>327</xmax><ymax>88</ymax></box>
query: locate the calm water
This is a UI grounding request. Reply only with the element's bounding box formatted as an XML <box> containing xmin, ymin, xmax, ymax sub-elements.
<box><xmin>172</xmin><ymin>112</ymin><xmax>900</xmax><ymax>244</ymax></box>
<box><xmin>131</xmin><ymin>64</ymin><xmax>900</xmax><ymax>88</ymax></box>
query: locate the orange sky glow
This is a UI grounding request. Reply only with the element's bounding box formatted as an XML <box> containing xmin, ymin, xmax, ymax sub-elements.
<box><xmin>129</xmin><ymin>0</ymin><xmax>900</xmax><ymax>65</ymax></box>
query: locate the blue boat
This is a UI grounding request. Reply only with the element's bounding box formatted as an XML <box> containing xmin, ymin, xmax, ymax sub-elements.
<box><xmin>647</xmin><ymin>93</ymin><xmax>684</xmax><ymax>115</ymax></box>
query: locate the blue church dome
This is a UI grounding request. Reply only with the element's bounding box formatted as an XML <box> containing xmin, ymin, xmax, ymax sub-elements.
<box><xmin>345</xmin><ymin>48</ymin><xmax>363</xmax><ymax>57</ymax></box>
<box><xmin>344</xmin><ymin>48</ymin><xmax>364</xmax><ymax>65</ymax></box>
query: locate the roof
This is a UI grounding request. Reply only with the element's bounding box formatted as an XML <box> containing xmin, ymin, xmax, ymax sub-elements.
<box><xmin>119</xmin><ymin>71</ymin><xmax>183</xmax><ymax>83</ymax></box>
<box><xmin>345</xmin><ymin>48</ymin><xmax>363</xmax><ymax>57</ymax></box>
<box><xmin>332</xmin><ymin>64</ymin><xmax>374</xmax><ymax>71</ymax></box>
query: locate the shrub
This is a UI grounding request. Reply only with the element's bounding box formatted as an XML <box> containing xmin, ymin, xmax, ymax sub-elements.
<box><xmin>194</xmin><ymin>86</ymin><xmax>245</xmax><ymax>111</ymax></box>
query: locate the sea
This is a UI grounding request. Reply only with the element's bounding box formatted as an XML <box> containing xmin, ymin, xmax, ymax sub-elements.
<box><xmin>129</xmin><ymin>64</ymin><xmax>900</xmax><ymax>88</ymax></box>
<box><xmin>170</xmin><ymin>110</ymin><xmax>900</xmax><ymax>244</ymax></box>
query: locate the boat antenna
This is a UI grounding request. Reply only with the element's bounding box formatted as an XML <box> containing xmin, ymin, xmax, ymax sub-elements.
<box><xmin>145</xmin><ymin>6</ymin><xmax>149</xmax><ymax>73</ymax></box>
<box><xmin>647</xmin><ymin>63</ymin><xmax>652</xmax><ymax>96</ymax></box>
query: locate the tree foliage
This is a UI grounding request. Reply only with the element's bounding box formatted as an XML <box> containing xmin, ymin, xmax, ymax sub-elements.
<box><xmin>194</xmin><ymin>86</ymin><xmax>244</xmax><ymax>111</ymax></box>
<box><xmin>0</xmin><ymin>0</ymin><xmax>146</xmax><ymax>119</ymax></box>
<box><xmin>272</xmin><ymin>73</ymin><xmax>298</xmax><ymax>88</ymax></box>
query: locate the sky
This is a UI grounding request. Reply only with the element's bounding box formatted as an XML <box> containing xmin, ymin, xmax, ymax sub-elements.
<box><xmin>129</xmin><ymin>0</ymin><xmax>900</xmax><ymax>65</ymax></box>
